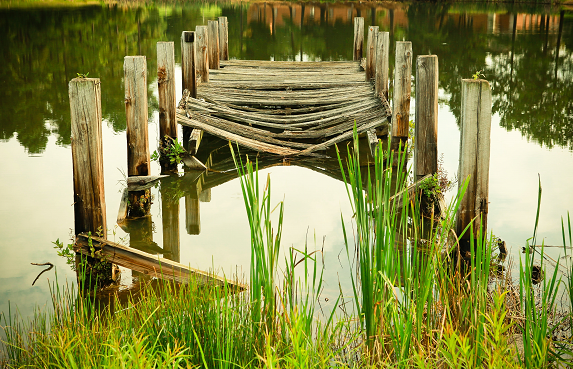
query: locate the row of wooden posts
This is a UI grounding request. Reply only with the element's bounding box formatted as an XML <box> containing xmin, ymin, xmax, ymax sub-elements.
<box><xmin>69</xmin><ymin>15</ymin><xmax>491</xmax><ymax>272</ymax></box>
<box><xmin>353</xmin><ymin>16</ymin><xmax>491</xmax><ymax>243</ymax></box>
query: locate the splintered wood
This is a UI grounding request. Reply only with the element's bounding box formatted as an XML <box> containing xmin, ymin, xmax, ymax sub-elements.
<box><xmin>176</xmin><ymin>60</ymin><xmax>391</xmax><ymax>157</ymax></box>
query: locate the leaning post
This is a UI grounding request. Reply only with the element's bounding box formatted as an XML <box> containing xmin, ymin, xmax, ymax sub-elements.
<box><xmin>455</xmin><ymin>79</ymin><xmax>492</xmax><ymax>248</ymax></box>
<box><xmin>366</xmin><ymin>26</ymin><xmax>378</xmax><ymax>81</ymax></box>
<box><xmin>218</xmin><ymin>16</ymin><xmax>229</xmax><ymax>60</ymax></box>
<box><xmin>391</xmin><ymin>41</ymin><xmax>412</xmax><ymax>148</ymax></box>
<box><xmin>414</xmin><ymin>55</ymin><xmax>439</xmax><ymax>183</ymax></box>
<box><xmin>195</xmin><ymin>25</ymin><xmax>210</xmax><ymax>83</ymax></box>
<box><xmin>353</xmin><ymin>17</ymin><xmax>364</xmax><ymax>61</ymax></box>
<box><xmin>157</xmin><ymin>42</ymin><xmax>178</xmax><ymax>174</ymax></box>
<box><xmin>208</xmin><ymin>20</ymin><xmax>220</xmax><ymax>70</ymax></box>
<box><xmin>375</xmin><ymin>31</ymin><xmax>390</xmax><ymax>100</ymax></box>
<box><xmin>69</xmin><ymin>77</ymin><xmax>113</xmax><ymax>286</ymax></box>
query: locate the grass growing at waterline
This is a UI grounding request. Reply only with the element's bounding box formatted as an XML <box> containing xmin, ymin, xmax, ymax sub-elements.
<box><xmin>1</xmin><ymin>136</ymin><xmax>572</xmax><ymax>368</ymax></box>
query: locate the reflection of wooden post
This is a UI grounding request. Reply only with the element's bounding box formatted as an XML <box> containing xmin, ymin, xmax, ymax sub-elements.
<box><xmin>161</xmin><ymin>185</ymin><xmax>180</xmax><ymax>263</ymax></box>
<box><xmin>366</xmin><ymin>26</ymin><xmax>378</xmax><ymax>81</ymax></box>
<box><xmin>391</xmin><ymin>41</ymin><xmax>412</xmax><ymax>144</ymax></box>
<box><xmin>181</xmin><ymin>31</ymin><xmax>197</xmax><ymax>148</ymax></box>
<box><xmin>186</xmin><ymin>195</ymin><xmax>200</xmax><ymax>235</ymax></box>
<box><xmin>124</xmin><ymin>56</ymin><xmax>150</xmax><ymax>177</ymax></box>
<box><xmin>199</xmin><ymin>188</ymin><xmax>211</xmax><ymax>202</ymax></box>
<box><xmin>415</xmin><ymin>55</ymin><xmax>438</xmax><ymax>182</ymax></box>
<box><xmin>196</xmin><ymin>25</ymin><xmax>209</xmax><ymax>82</ymax></box>
<box><xmin>69</xmin><ymin>78</ymin><xmax>107</xmax><ymax>237</ymax></box>
<box><xmin>375</xmin><ymin>31</ymin><xmax>389</xmax><ymax>100</ymax></box>
<box><xmin>456</xmin><ymin>79</ymin><xmax>491</xmax><ymax>242</ymax></box>
<box><xmin>157</xmin><ymin>42</ymin><xmax>177</xmax><ymax>174</ymax></box>
<box><xmin>353</xmin><ymin>17</ymin><xmax>364</xmax><ymax>61</ymax></box>
<box><xmin>208</xmin><ymin>20</ymin><xmax>220</xmax><ymax>70</ymax></box>
<box><xmin>69</xmin><ymin>77</ymin><xmax>113</xmax><ymax>285</ymax></box>
<box><xmin>218</xmin><ymin>16</ymin><xmax>229</xmax><ymax>60</ymax></box>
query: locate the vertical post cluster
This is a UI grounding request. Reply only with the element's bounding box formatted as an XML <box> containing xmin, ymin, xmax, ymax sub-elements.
<box><xmin>414</xmin><ymin>55</ymin><xmax>439</xmax><ymax>182</ymax></box>
<box><xmin>353</xmin><ymin>17</ymin><xmax>364</xmax><ymax>61</ymax></box>
<box><xmin>391</xmin><ymin>41</ymin><xmax>412</xmax><ymax>143</ymax></box>
<box><xmin>456</xmin><ymin>79</ymin><xmax>492</xmax><ymax>242</ymax></box>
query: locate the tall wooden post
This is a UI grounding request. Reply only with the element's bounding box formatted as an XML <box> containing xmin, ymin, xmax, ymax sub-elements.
<box><xmin>124</xmin><ymin>56</ymin><xmax>150</xmax><ymax>177</ymax></box>
<box><xmin>218</xmin><ymin>16</ymin><xmax>229</xmax><ymax>60</ymax></box>
<box><xmin>181</xmin><ymin>31</ymin><xmax>197</xmax><ymax>150</ymax></box>
<box><xmin>208</xmin><ymin>20</ymin><xmax>220</xmax><ymax>70</ymax></box>
<box><xmin>375</xmin><ymin>31</ymin><xmax>390</xmax><ymax>100</ymax></box>
<box><xmin>391</xmin><ymin>41</ymin><xmax>412</xmax><ymax>145</ymax></box>
<box><xmin>414</xmin><ymin>55</ymin><xmax>438</xmax><ymax>182</ymax></box>
<box><xmin>69</xmin><ymin>77</ymin><xmax>113</xmax><ymax>286</ymax></box>
<box><xmin>456</xmin><ymin>79</ymin><xmax>492</xmax><ymax>244</ymax></box>
<box><xmin>353</xmin><ymin>17</ymin><xmax>364</xmax><ymax>61</ymax></box>
<box><xmin>69</xmin><ymin>78</ymin><xmax>107</xmax><ymax>237</ymax></box>
<box><xmin>157</xmin><ymin>42</ymin><xmax>177</xmax><ymax>174</ymax></box>
<box><xmin>195</xmin><ymin>26</ymin><xmax>210</xmax><ymax>83</ymax></box>
<box><xmin>366</xmin><ymin>26</ymin><xmax>378</xmax><ymax>81</ymax></box>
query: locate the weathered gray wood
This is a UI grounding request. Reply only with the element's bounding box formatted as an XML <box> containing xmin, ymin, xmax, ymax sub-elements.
<box><xmin>124</xmin><ymin>56</ymin><xmax>150</xmax><ymax>177</ymax></box>
<box><xmin>415</xmin><ymin>55</ymin><xmax>438</xmax><ymax>182</ymax></box>
<box><xmin>353</xmin><ymin>17</ymin><xmax>364</xmax><ymax>61</ymax></box>
<box><xmin>189</xmin><ymin>128</ymin><xmax>203</xmax><ymax>156</ymax></box>
<box><xmin>181</xmin><ymin>31</ymin><xmax>197</xmax><ymax>98</ymax></box>
<box><xmin>208</xmin><ymin>20</ymin><xmax>220</xmax><ymax>70</ymax></box>
<box><xmin>391</xmin><ymin>41</ymin><xmax>412</xmax><ymax>141</ymax></box>
<box><xmin>366</xmin><ymin>26</ymin><xmax>378</xmax><ymax>81</ymax></box>
<box><xmin>74</xmin><ymin>234</ymin><xmax>243</xmax><ymax>289</ymax></box>
<box><xmin>183</xmin><ymin>155</ymin><xmax>207</xmax><ymax>170</ymax></box>
<box><xmin>375</xmin><ymin>31</ymin><xmax>390</xmax><ymax>100</ymax></box>
<box><xmin>117</xmin><ymin>188</ymin><xmax>129</xmax><ymax>231</ymax></box>
<box><xmin>157</xmin><ymin>42</ymin><xmax>178</xmax><ymax>173</ymax></box>
<box><xmin>455</xmin><ymin>79</ymin><xmax>492</xmax><ymax>241</ymax></box>
<box><xmin>218</xmin><ymin>16</ymin><xmax>229</xmax><ymax>61</ymax></box>
<box><xmin>127</xmin><ymin>175</ymin><xmax>168</xmax><ymax>191</ymax></box>
<box><xmin>366</xmin><ymin>128</ymin><xmax>378</xmax><ymax>158</ymax></box>
<box><xmin>195</xmin><ymin>26</ymin><xmax>209</xmax><ymax>83</ymax></box>
<box><xmin>69</xmin><ymin>77</ymin><xmax>107</xmax><ymax>237</ymax></box>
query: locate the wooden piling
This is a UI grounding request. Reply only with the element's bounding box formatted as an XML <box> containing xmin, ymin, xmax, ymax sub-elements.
<box><xmin>157</xmin><ymin>42</ymin><xmax>177</xmax><ymax>174</ymax></box>
<box><xmin>69</xmin><ymin>77</ymin><xmax>107</xmax><ymax>237</ymax></box>
<box><xmin>181</xmin><ymin>31</ymin><xmax>197</xmax><ymax>99</ymax></box>
<box><xmin>124</xmin><ymin>56</ymin><xmax>150</xmax><ymax>177</ymax></box>
<box><xmin>353</xmin><ymin>17</ymin><xmax>364</xmax><ymax>61</ymax></box>
<box><xmin>218</xmin><ymin>16</ymin><xmax>229</xmax><ymax>61</ymax></box>
<box><xmin>375</xmin><ymin>31</ymin><xmax>390</xmax><ymax>100</ymax></box>
<box><xmin>195</xmin><ymin>26</ymin><xmax>209</xmax><ymax>83</ymax></box>
<box><xmin>366</xmin><ymin>26</ymin><xmax>378</xmax><ymax>81</ymax></box>
<box><xmin>208</xmin><ymin>20</ymin><xmax>220</xmax><ymax>70</ymax></box>
<box><xmin>455</xmin><ymin>79</ymin><xmax>492</xmax><ymax>243</ymax></box>
<box><xmin>391</xmin><ymin>41</ymin><xmax>412</xmax><ymax>143</ymax></box>
<box><xmin>414</xmin><ymin>55</ymin><xmax>438</xmax><ymax>182</ymax></box>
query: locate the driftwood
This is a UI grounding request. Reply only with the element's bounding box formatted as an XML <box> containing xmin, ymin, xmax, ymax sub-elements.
<box><xmin>74</xmin><ymin>233</ymin><xmax>244</xmax><ymax>290</ymax></box>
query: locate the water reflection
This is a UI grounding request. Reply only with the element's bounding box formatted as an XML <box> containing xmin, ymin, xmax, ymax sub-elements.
<box><xmin>0</xmin><ymin>2</ymin><xmax>572</xmax><ymax>154</ymax></box>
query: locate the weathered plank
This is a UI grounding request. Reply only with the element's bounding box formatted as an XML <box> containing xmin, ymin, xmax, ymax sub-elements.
<box><xmin>456</xmin><ymin>79</ymin><xmax>492</xmax><ymax>241</ymax></box>
<box><xmin>353</xmin><ymin>17</ymin><xmax>364</xmax><ymax>61</ymax></box>
<box><xmin>124</xmin><ymin>56</ymin><xmax>150</xmax><ymax>177</ymax></box>
<box><xmin>69</xmin><ymin>77</ymin><xmax>107</xmax><ymax>236</ymax></box>
<box><xmin>208</xmin><ymin>20</ymin><xmax>220</xmax><ymax>70</ymax></box>
<box><xmin>195</xmin><ymin>26</ymin><xmax>209</xmax><ymax>83</ymax></box>
<box><xmin>414</xmin><ymin>55</ymin><xmax>439</xmax><ymax>182</ymax></box>
<box><xmin>391</xmin><ymin>41</ymin><xmax>412</xmax><ymax>141</ymax></box>
<box><xmin>218</xmin><ymin>16</ymin><xmax>229</xmax><ymax>60</ymax></box>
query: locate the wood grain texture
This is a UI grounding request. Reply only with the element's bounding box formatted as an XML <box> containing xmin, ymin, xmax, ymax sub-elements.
<box><xmin>353</xmin><ymin>17</ymin><xmax>364</xmax><ymax>61</ymax></box>
<box><xmin>218</xmin><ymin>16</ymin><xmax>229</xmax><ymax>60</ymax></box>
<box><xmin>69</xmin><ymin>78</ymin><xmax>107</xmax><ymax>237</ymax></box>
<box><xmin>366</xmin><ymin>26</ymin><xmax>378</xmax><ymax>81</ymax></box>
<box><xmin>208</xmin><ymin>20</ymin><xmax>220</xmax><ymax>70</ymax></box>
<box><xmin>456</xmin><ymin>79</ymin><xmax>492</xmax><ymax>240</ymax></box>
<box><xmin>375</xmin><ymin>32</ymin><xmax>390</xmax><ymax>100</ymax></box>
<box><xmin>391</xmin><ymin>41</ymin><xmax>412</xmax><ymax>139</ymax></box>
<box><xmin>157</xmin><ymin>42</ymin><xmax>178</xmax><ymax>173</ymax></box>
<box><xmin>181</xmin><ymin>31</ymin><xmax>197</xmax><ymax>98</ymax></box>
<box><xmin>415</xmin><ymin>55</ymin><xmax>438</xmax><ymax>182</ymax></box>
<box><xmin>195</xmin><ymin>26</ymin><xmax>209</xmax><ymax>83</ymax></box>
<box><xmin>124</xmin><ymin>56</ymin><xmax>150</xmax><ymax>177</ymax></box>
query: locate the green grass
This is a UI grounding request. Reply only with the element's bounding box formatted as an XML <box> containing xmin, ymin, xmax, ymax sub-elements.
<box><xmin>1</xmin><ymin>135</ymin><xmax>571</xmax><ymax>368</ymax></box>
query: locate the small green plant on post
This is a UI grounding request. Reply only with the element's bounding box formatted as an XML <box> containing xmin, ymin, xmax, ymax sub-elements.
<box><xmin>151</xmin><ymin>135</ymin><xmax>186</xmax><ymax>166</ymax></box>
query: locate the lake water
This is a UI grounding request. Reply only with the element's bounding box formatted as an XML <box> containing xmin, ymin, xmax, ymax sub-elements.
<box><xmin>1</xmin><ymin>1</ymin><xmax>572</xmax><ymax>327</ymax></box>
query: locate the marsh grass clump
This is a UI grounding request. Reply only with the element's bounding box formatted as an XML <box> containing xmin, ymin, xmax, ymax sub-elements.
<box><xmin>2</xmin><ymin>134</ymin><xmax>572</xmax><ymax>368</ymax></box>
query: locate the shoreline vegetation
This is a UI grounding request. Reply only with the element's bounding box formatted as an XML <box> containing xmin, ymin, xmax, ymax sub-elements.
<box><xmin>2</xmin><ymin>134</ymin><xmax>572</xmax><ymax>368</ymax></box>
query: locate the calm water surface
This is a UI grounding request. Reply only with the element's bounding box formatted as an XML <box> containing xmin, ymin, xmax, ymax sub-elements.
<box><xmin>1</xmin><ymin>1</ymin><xmax>573</xmax><ymax>325</ymax></box>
